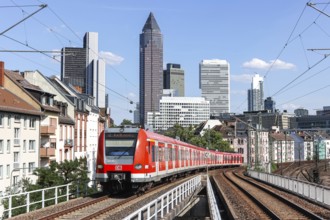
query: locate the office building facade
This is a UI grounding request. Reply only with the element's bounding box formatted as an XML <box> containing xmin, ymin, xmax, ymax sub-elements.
<box><xmin>147</xmin><ymin>97</ymin><xmax>210</xmax><ymax>131</ymax></box>
<box><xmin>248</xmin><ymin>74</ymin><xmax>264</xmax><ymax>111</ymax></box>
<box><xmin>163</xmin><ymin>63</ymin><xmax>185</xmax><ymax>96</ymax></box>
<box><xmin>139</xmin><ymin>12</ymin><xmax>163</xmax><ymax>125</ymax></box>
<box><xmin>199</xmin><ymin>59</ymin><xmax>230</xmax><ymax>116</ymax></box>
<box><xmin>61</xmin><ymin>32</ymin><xmax>106</xmax><ymax>108</ymax></box>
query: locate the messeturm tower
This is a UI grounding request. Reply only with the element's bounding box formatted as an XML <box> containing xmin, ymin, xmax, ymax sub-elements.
<box><xmin>139</xmin><ymin>12</ymin><xmax>163</xmax><ymax>126</ymax></box>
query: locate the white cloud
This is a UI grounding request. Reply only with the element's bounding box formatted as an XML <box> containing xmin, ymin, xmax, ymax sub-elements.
<box><xmin>243</xmin><ymin>58</ymin><xmax>295</xmax><ymax>70</ymax></box>
<box><xmin>231</xmin><ymin>74</ymin><xmax>253</xmax><ymax>83</ymax></box>
<box><xmin>99</xmin><ymin>51</ymin><xmax>124</xmax><ymax>65</ymax></box>
<box><xmin>128</xmin><ymin>92</ymin><xmax>136</xmax><ymax>98</ymax></box>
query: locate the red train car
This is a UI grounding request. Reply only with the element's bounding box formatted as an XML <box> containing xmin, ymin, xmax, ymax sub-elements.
<box><xmin>95</xmin><ymin>127</ymin><xmax>242</xmax><ymax>192</ymax></box>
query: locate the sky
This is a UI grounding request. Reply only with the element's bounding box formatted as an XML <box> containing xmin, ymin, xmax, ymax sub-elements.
<box><xmin>1</xmin><ymin>0</ymin><xmax>330</xmax><ymax>124</ymax></box>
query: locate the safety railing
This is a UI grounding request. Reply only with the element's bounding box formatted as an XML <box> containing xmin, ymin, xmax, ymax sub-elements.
<box><xmin>123</xmin><ymin>175</ymin><xmax>202</xmax><ymax>220</ymax></box>
<box><xmin>248</xmin><ymin>170</ymin><xmax>330</xmax><ymax>207</ymax></box>
<box><xmin>207</xmin><ymin>176</ymin><xmax>221</xmax><ymax>220</ymax></box>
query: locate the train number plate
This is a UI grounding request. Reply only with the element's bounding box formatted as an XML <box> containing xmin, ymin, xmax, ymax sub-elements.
<box><xmin>115</xmin><ymin>165</ymin><xmax>122</xmax><ymax>171</ymax></box>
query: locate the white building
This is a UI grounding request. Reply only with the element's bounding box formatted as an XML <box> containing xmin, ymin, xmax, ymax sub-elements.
<box><xmin>249</xmin><ymin>130</ymin><xmax>270</xmax><ymax>170</ymax></box>
<box><xmin>270</xmin><ymin>133</ymin><xmax>295</xmax><ymax>164</ymax></box>
<box><xmin>248</xmin><ymin>74</ymin><xmax>264</xmax><ymax>111</ymax></box>
<box><xmin>85</xmin><ymin>32</ymin><xmax>106</xmax><ymax>108</ymax></box>
<box><xmin>147</xmin><ymin>97</ymin><xmax>210</xmax><ymax>131</ymax></box>
<box><xmin>199</xmin><ymin>59</ymin><xmax>230</xmax><ymax>116</ymax></box>
<box><xmin>0</xmin><ymin>63</ymin><xmax>42</xmax><ymax>194</ymax></box>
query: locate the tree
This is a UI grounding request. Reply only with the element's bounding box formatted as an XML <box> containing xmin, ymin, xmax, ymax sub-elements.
<box><xmin>120</xmin><ymin>119</ymin><xmax>133</xmax><ymax>126</ymax></box>
<box><xmin>163</xmin><ymin>124</ymin><xmax>232</xmax><ymax>152</ymax></box>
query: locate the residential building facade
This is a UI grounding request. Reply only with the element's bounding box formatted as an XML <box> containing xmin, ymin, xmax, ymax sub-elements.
<box><xmin>0</xmin><ymin>62</ymin><xmax>42</xmax><ymax>194</ymax></box>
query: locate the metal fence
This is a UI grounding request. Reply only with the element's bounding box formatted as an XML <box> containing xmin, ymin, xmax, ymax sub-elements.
<box><xmin>0</xmin><ymin>180</ymin><xmax>98</xmax><ymax>219</ymax></box>
<box><xmin>207</xmin><ymin>176</ymin><xmax>221</xmax><ymax>220</ymax></box>
<box><xmin>248</xmin><ymin>170</ymin><xmax>330</xmax><ymax>207</ymax></box>
<box><xmin>123</xmin><ymin>175</ymin><xmax>202</xmax><ymax>220</ymax></box>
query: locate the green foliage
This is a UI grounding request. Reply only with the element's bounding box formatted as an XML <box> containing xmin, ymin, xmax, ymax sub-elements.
<box><xmin>2</xmin><ymin>158</ymin><xmax>92</xmax><ymax>218</ymax></box>
<box><xmin>163</xmin><ymin>124</ymin><xmax>233</xmax><ymax>152</ymax></box>
<box><xmin>120</xmin><ymin>119</ymin><xmax>133</xmax><ymax>126</ymax></box>
<box><xmin>271</xmin><ymin>162</ymin><xmax>278</xmax><ymax>172</ymax></box>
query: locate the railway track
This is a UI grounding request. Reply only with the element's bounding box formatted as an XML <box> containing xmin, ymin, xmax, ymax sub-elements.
<box><xmin>213</xmin><ymin>167</ymin><xmax>329</xmax><ymax>220</ymax></box>
<box><xmin>225</xmin><ymin>171</ymin><xmax>323</xmax><ymax>219</ymax></box>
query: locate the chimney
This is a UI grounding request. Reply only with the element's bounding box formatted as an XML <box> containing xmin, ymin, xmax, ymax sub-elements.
<box><xmin>0</xmin><ymin>61</ymin><xmax>4</xmax><ymax>87</ymax></box>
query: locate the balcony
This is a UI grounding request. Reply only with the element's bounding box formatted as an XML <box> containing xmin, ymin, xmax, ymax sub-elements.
<box><xmin>40</xmin><ymin>147</ymin><xmax>55</xmax><ymax>157</ymax></box>
<box><xmin>41</xmin><ymin>126</ymin><xmax>56</xmax><ymax>135</ymax></box>
<box><xmin>64</xmin><ymin>139</ymin><xmax>73</xmax><ymax>148</ymax></box>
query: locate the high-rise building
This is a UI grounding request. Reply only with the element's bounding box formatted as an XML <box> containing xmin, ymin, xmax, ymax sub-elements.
<box><xmin>61</xmin><ymin>47</ymin><xmax>87</xmax><ymax>93</ymax></box>
<box><xmin>264</xmin><ymin>97</ymin><xmax>276</xmax><ymax>113</ymax></box>
<box><xmin>139</xmin><ymin>13</ymin><xmax>163</xmax><ymax>125</ymax></box>
<box><xmin>163</xmin><ymin>63</ymin><xmax>185</xmax><ymax>96</ymax></box>
<box><xmin>248</xmin><ymin>74</ymin><xmax>264</xmax><ymax>111</ymax></box>
<box><xmin>61</xmin><ymin>32</ymin><xmax>106</xmax><ymax>108</ymax></box>
<box><xmin>199</xmin><ymin>59</ymin><xmax>230</xmax><ymax>116</ymax></box>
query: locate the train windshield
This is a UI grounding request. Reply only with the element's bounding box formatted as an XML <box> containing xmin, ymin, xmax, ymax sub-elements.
<box><xmin>104</xmin><ymin>132</ymin><xmax>138</xmax><ymax>164</ymax></box>
<box><xmin>105</xmin><ymin>139</ymin><xmax>136</xmax><ymax>156</ymax></box>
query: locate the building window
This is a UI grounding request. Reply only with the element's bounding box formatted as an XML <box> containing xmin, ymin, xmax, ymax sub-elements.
<box><xmin>14</xmin><ymin>152</ymin><xmax>19</xmax><ymax>163</ymax></box>
<box><xmin>29</xmin><ymin>140</ymin><xmax>35</xmax><ymax>151</ymax></box>
<box><xmin>14</xmin><ymin>115</ymin><xmax>20</xmax><ymax>123</ymax></box>
<box><xmin>6</xmin><ymin>165</ymin><xmax>10</xmax><ymax>178</ymax></box>
<box><xmin>23</xmin><ymin>140</ymin><xmax>26</xmax><ymax>152</ymax></box>
<box><xmin>41</xmin><ymin>96</ymin><xmax>46</xmax><ymax>105</ymax></box>
<box><xmin>28</xmin><ymin>162</ymin><xmax>35</xmax><ymax>173</ymax></box>
<box><xmin>7</xmin><ymin>140</ymin><xmax>10</xmax><ymax>153</ymax></box>
<box><xmin>29</xmin><ymin>117</ymin><xmax>36</xmax><ymax>129</ymax></box>
<box><xmin>0</xmin><ymin>140</ymin><xmax>3</xmax><ymax>153</ymax></box>
<box><xmin>13</xmin><ymin>176</ymin><xmax>18</xmax><ymax>186</ymax></box>
<box><xmin>49</xmin><ymin>97</ymin><xmax>54</xmax><ymax>106</ymax></box>
<box><xmin>24</xmin><ymin>117</ymin><xmax>27</xmax><ymax>129</ymax></box>
<box><xmin>14</xmin><ymin>128</ymin><xmax>20</xmax><ymax>145</ymax></box>
<box><xmin>0</xmin><ymin>114</ymin><xmax>3</xmax><ymax>127</ymax></box>
<box><xmin>7</xmin><ymin>115</ymin><xmax>11</xmax><ymax>127</ymax></box>
<box><xmin>23</xmin><ymin>163</ymin><xmax>26</xmax><ymax>175</ymax></box>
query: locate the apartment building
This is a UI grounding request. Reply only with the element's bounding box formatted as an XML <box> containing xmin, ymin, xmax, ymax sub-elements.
<box><xmin>0</xmin><ymin>62</ymin><xmax>42</xmax><ymax>194</ymax></box>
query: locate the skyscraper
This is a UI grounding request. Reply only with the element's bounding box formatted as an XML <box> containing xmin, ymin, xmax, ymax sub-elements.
<box><xmin>199</xmin><ymin>59</ymin><xmax>230</xmax><ymax>116</ymax></box>
<box><xmin>264</xmin><ymin>97</ymin><xmax>275</xmax><ymax>113</ymax></box>
<box><xmin>61</xmin><ymin>47</ymin><xmax>87</xmax><ymax>93</ymax></box>
<box><xmin>61</xmin><ymin>32</ymin><xmax>106</xmax><ymax>108</ymax></box>
<box><xmin>139</xmin><ymin>12</ymin><xmax>163</xmax><ymax>125</ymax></box>
<box><xmin>248</xmin><ymin>74</ymin><xmax>264</xmax><ymax>111</ymax></box>
<box><xmin>163</xmin><ymin>63</ymin><xmax>185</xmax><ymax>96</ymax></box>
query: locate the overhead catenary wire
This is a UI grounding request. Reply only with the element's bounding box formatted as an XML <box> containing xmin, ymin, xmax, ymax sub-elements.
<box><xmin>2</xmin><ymin>1</ymin><xmax>138</xmax><ymax>110</ymax></box>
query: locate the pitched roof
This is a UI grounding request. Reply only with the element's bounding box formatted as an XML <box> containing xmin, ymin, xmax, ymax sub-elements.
<box><xmin>0</xmin><ymin>87</ymin><xmax>42</xmax><ymax>116</ymax></box>
<box><xmin>142</xmin><ymin>12</ymin><xmax>161</xmax><ymax>32</ymax></box>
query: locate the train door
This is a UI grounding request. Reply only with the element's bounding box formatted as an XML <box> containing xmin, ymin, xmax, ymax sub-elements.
<box><xmin>165</xmin><ymin>144</ymin><xmax>169</xmax><ymax>174</ymax></box>
<box><xmin>178</xmin><ymin>146</ymin><xmax>182</xmax><ymax>169</ymax></box>
<box><xmin>168</xmin><ymin>144</ymin><xmax>173</xmax><ymax>171</ymax></box>
<box><xmin>154</xmin><ymin>143</ymin><xmax>159</xmax><ymax>177</ymax></box>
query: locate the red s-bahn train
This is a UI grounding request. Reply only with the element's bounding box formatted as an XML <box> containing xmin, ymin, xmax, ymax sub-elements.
<box><xmin>96</xmin><ymin>126</ymin><xmax>243</xmax><ymax>192</ymax></box>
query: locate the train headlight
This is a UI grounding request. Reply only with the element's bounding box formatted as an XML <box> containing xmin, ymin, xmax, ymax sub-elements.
<box><xmin>134</xmin><ymin>164</ymin><xmax>142</xmax><ymax>170</ymax></box>
<box><xmin>97</xmin><ymin>165</ymin><xmax>103</xmax><ymax>169</ymax></box>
